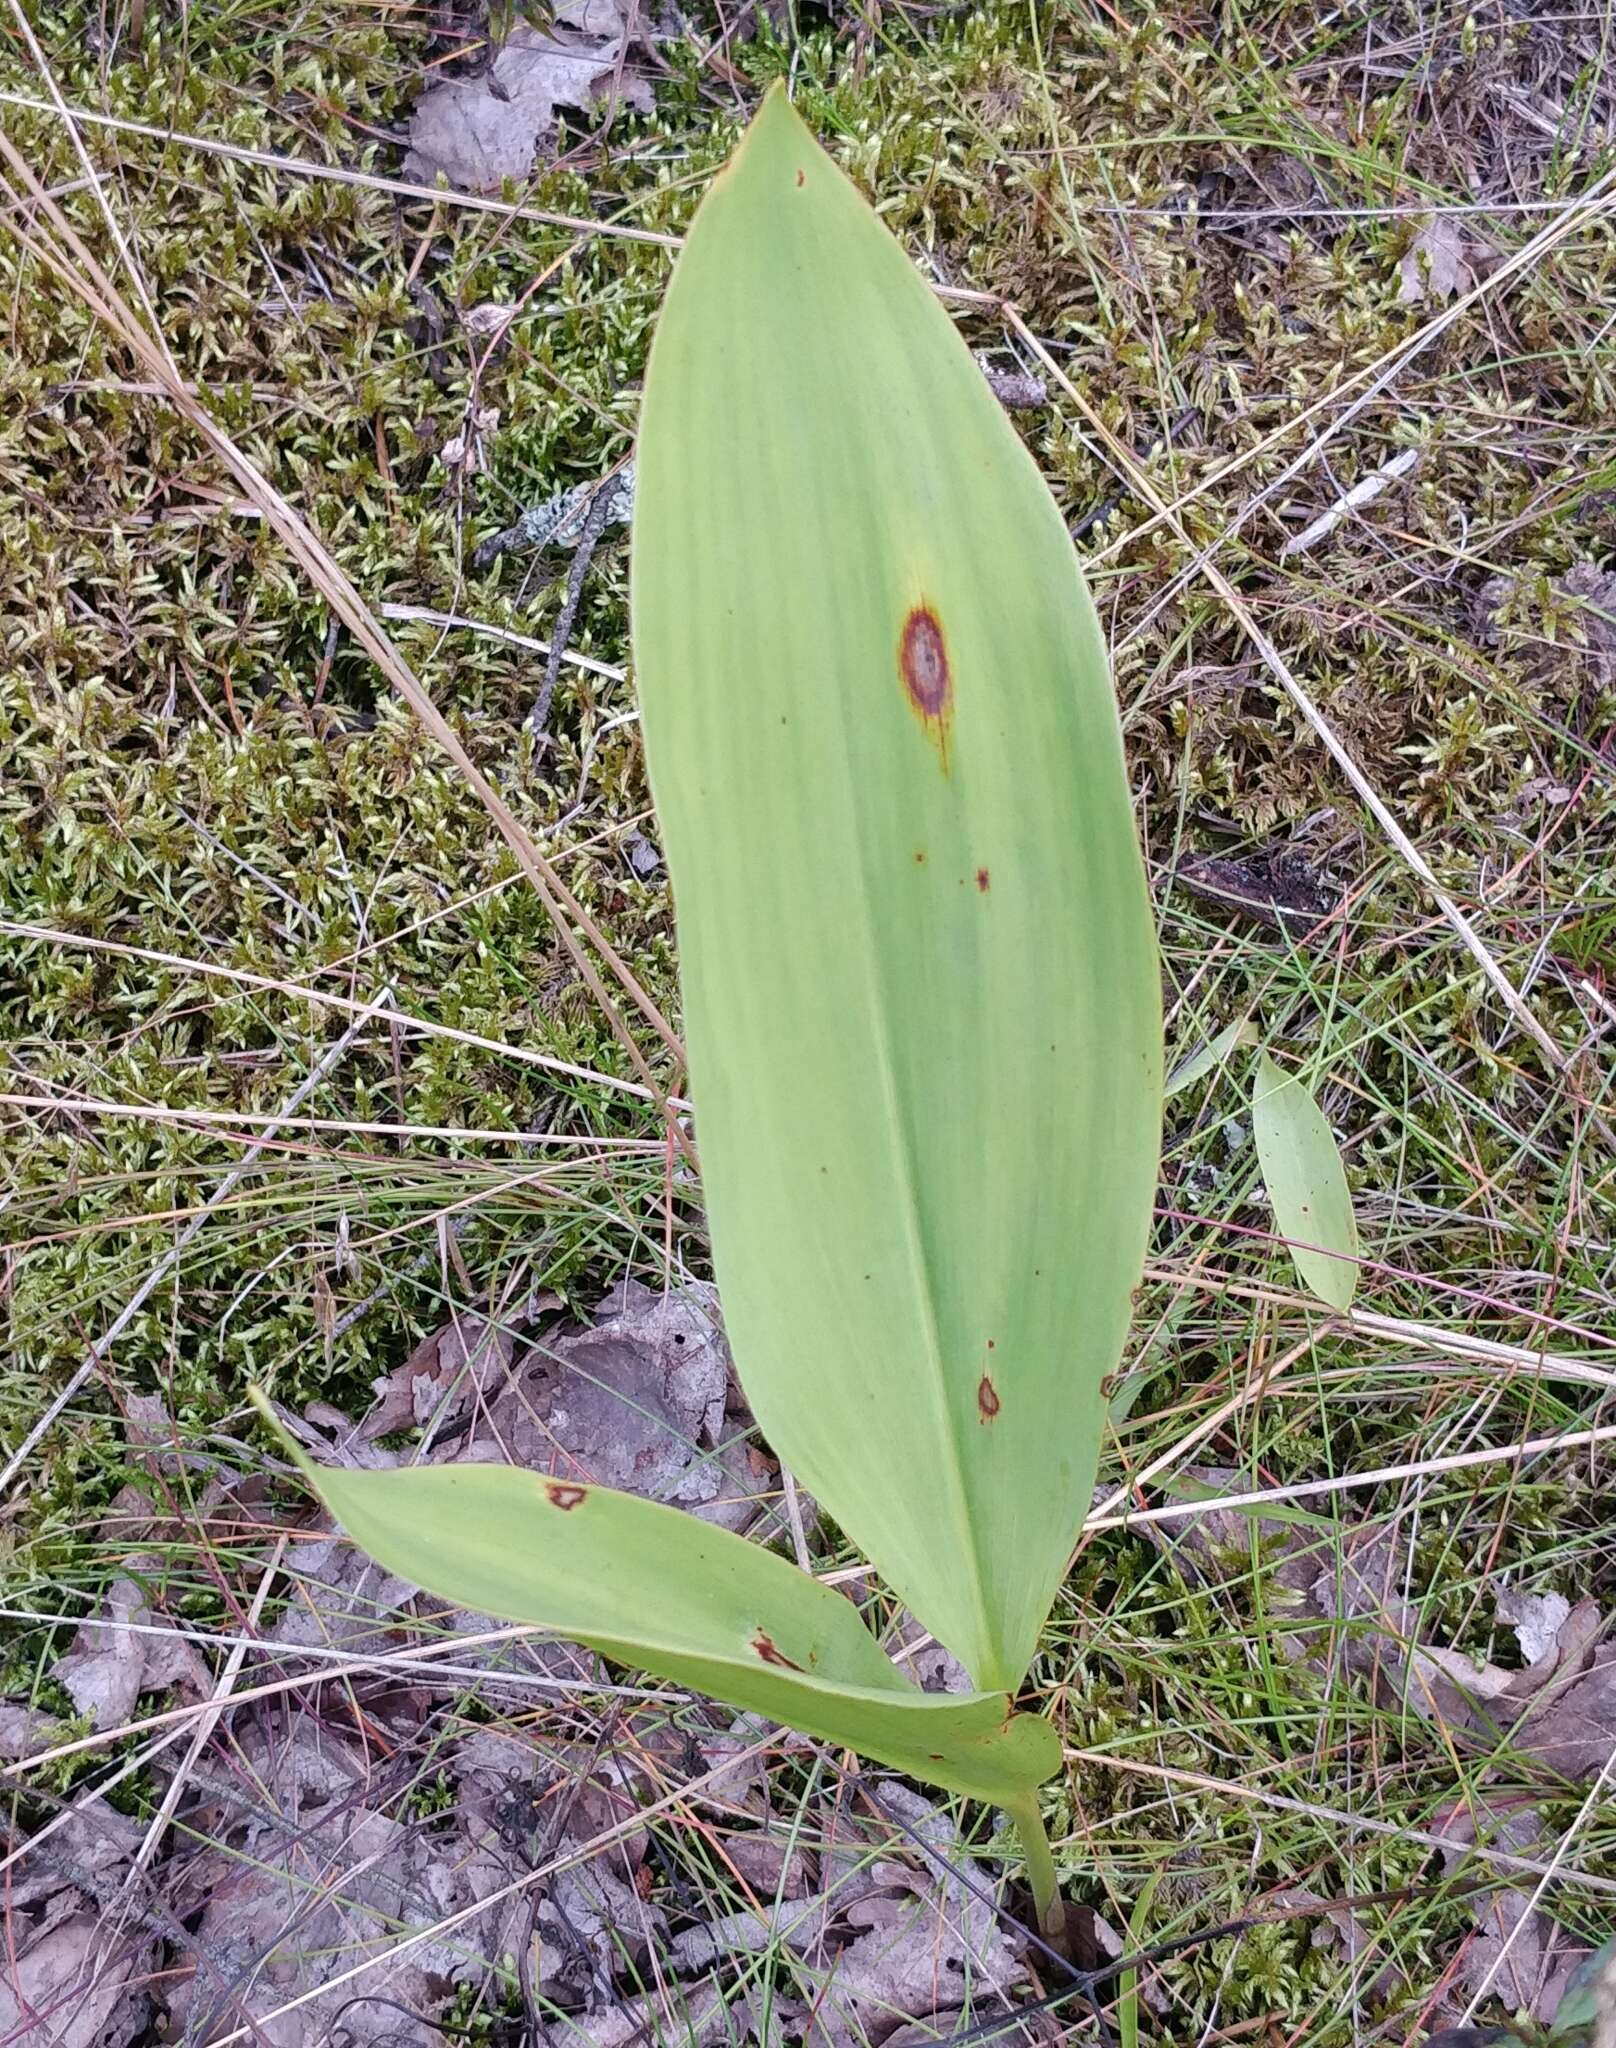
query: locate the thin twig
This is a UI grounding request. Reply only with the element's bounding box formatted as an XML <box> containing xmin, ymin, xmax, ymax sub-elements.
<box><xmin>531</xmin><ymin>473</ymin><xmax>628</xmax><ymax>737</ymax></box>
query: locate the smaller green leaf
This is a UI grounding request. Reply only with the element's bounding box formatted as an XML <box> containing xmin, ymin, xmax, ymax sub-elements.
<box><xmin>250</xmin><ymin>1392</ymin><xmax>1058</xmax><ymax>1809</ymax></box>
<box><xmin>1548</xmin><ymin>1931</ymin><xmax>1616</xmax><ymax>2039</ymax></box>
<box><xmin>1163</xmin><ymin>1017</ymin><xmax>1258</xmax><ymax>1101</ymax></box>
<box><xmin>1250</xmin><ymin>1050</ymin><xmax>1359</xmax><ymax>1311</ymax></box>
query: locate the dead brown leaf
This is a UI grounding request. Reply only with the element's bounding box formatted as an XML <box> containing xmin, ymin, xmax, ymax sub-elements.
<box><xmin>1398</xmin><ymin>214</ymin><xmax>1477</xmax><ymax>303</ymax></box>
<box><xmin>528</xmin><ymin>1278</ymin><xmax>731</xmax><ymax>1505</ymax></box>
<box><xmin>351</xmin><ymin>1279</ymin><xmax>801</xmax><ymax>1541</ymax></box>
<box><xmin>403</xmin><ymin>0</ymin><xmax>654</xmax><ymax>193</ymax></box>
<box><xmin>1437</xmin><ymin>1802</ymin><xmax>1592</xmax><ymax>2024</ymax></box>
<box><xmin>53</xmin><ymin>1574</ymin><xmax>212</xmax><ymax>1730</ymax></box>
<box><xmin>672</xmin><ymin>1783</ymin><xmax>1025</xmax><ymax>2047</ymax></box>
<box><xmin>0</xmin><ymin>1909</ymin><xmax>152</xmax><ymax>2048</ymax></box>
<box><xmin>269</xmin><ymin>1533</ymin><xmax>420</xmax><ymax>1656</ymax></box>
<box><xmin>165</xmin><ymin>1717</ymin><xmax>556</xmax><ymax>2045</ymax></box>
<box><xmin>363</xmin><ymin>1310</ymin><xmax>515</xmax><ymax>1437</ymax></box>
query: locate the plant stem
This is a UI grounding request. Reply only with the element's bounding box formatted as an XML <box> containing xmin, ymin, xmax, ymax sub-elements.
<box><xmin>1009</xmin><ymin>1796</ymin><xmax>1066</xmax><ymax>1946</ymax></box>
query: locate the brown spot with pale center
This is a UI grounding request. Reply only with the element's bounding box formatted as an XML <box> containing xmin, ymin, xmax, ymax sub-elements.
<box><xmin>545</xmin><ymin>1481</ymin><xmax>587</xmax><ymax>1510</ymax></box>
<box><xmin>751</xmin><ymin>1631</ymin><xmax>804</xmax><ymax>1672</ymax></box>
<box><xmin>900</xmin><ymin>606</ymin><xmax>951</xmax><ymax>718</ymax></box>
<box><xmin>977</xmin><ymin>1374</ymin><xmax>1001</xmax><ymax>1423</ymax></box>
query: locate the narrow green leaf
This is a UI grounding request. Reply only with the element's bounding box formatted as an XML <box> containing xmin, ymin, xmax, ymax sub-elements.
<box><xmin>1163</xmin><ymin>1017</ymin><xmax>1258</xmax><ymax>1101</ymax></box>
<box><xmin>252</xmin><ymin>1395</ymin><xmax>1057</xmax><ymax>1808</ymax></box>
<box><xmin>632</xmin><ymin>83</ymin><xmax>1161</xmax><ymax>1689</ymax></box>
<box><xmin>1250</xmin><ymin>1051</ymin><xmax>1358</xmax><ymax>1310</ymax></box>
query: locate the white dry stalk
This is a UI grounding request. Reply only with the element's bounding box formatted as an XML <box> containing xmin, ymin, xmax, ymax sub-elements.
<box><xmin>0</xmin><ymin>87</ymin><xmax>995</xmax><ymax>315</ymax></box>
<box><xmin>1142</xmin><ymin>1260</ymin><xmax>1616</xmax><ymax>1385</ymax></box>
<box><xmin>0</xmin><ymin>988</ymin><xmax>396</xmax><ymax>1495</ymax></box>
<box><xmin>0</xmin><ymin>1088</ymin><xmax>658</xmax><ymax>1148</ymax></box>
<box><xmin>378</xmin><ymin>602</ymin><xmax>628</xmax><ymax>680</ymax></box>
<box><xmin>0</xmin><ymin>88</ymin><xmax>683</xmax><ymax>249</ymax></box>
<box><xmin>1090</xmin><ymin>1329</ymin><xmax>1317</xmax><ymax>1526</ymax></box>
<box><xmin>0</xmin><ymin>1625</ymin><xmax>689</xmax><ymax>1787</ymax></box>
<box><xmin>0</xmin><ymin>1607</ymin><xmax>624</xmax><ymax>1699</ymax></box>
<box><xmin>1082</xmin><ymin>1417</ymin><xmax>1616</xmax><ymax>1532</ymax></box>
<box><xmin>0</xmin><ymin>920</ymin><xmax>686</xmax><ymax>1108</ymax></box>
<box><xmin>1279</xmin><ymin>447</ymin><xmax>1420</xmax><ymax>558</ymax></box>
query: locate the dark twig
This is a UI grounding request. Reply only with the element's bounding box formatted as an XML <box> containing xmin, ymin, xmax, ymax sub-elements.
<box><xmin>530</xmin><ymin>474</ymin><xmax>627</xmax><ymax>740</ymax></box>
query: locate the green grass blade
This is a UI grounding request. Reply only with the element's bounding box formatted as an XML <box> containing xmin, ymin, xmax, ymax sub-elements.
<box><xmin>253</xmin><ymin>1396</ymin><xmax>1057</xmax><ymax>1807</ymax></box>
<box><xmin>1251</xmin><ymin>1051</ymin><xmax>1359</xmax><ymax>1310</ymax></box>
<box><xmin>631</xmin><ymin>84</ymin><xmax>1161</xmax><ymax>1690</ymax></box>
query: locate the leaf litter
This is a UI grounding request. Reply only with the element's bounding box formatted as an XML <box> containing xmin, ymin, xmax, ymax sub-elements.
<box><xmin>2</xmin><ymin>1283</ymin><xmax>1030</xmax><ymax>2046</ymax></box>
<box><xmin>1149</xmin><ymin>1465</ymin><xmax>1616</xmax><ymax>2025</ymax></box>
<box><xmin>403</xmin><ymin>0</ymin><xmax>656</xmax><ymax>193</ymax></box>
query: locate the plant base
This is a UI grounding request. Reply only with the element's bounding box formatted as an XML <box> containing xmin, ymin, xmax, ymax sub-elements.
<box><xmin>1009</xmin><ymin>1797</ymin><xmax>1068</xmax><ymax>1952</ymax></box>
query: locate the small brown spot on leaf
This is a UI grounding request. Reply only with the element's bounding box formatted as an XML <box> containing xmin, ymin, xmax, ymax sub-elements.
<box><xmin>986</xmin><ymin>1339</ymin><xmax>996</xmax><ymax>1351</ymax></box>
<box><xmin>545</xmin><ymin>1481</ymin><xmax>587</xmax><ymax>1511</ymax></box>
<box><xmin>977</xmin><ymin>1374</ymin><xmax>1001</xmax><ymax>1422</ymax></box>
<box><xmin>751</xmin><ymin>1631</ymin><xmax>804</xmax><ymax>1672</ymax></box>
<box><xmin>976</xmin><ymin>868</ymin><xmax>990</xmax><ymax>892</ymax></box>
<box><xmin>914</xmin><ymin>849</ymin><xmax>926</xmax><ymax>865</ymax></box>
<box><xmin>795</xmin><ymin>169</ymin><xmax>805</xmax><ymax>186</ymax></box>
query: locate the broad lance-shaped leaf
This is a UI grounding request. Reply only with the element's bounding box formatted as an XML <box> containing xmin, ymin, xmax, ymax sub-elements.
<box><xmin>1251</xmin><ymin>1050</ymin><xmax>1359</xmax><ymax>1311</ymax></box>
<box><xmin>632</xmin><ymin>85</ymin><xmax>1161</xmax><ymax>1690</ymax></box>
<box><xmin>251</xmin><ymin>1397</ymin><xmax>1057</xmax><ymax>1808</ymax></box>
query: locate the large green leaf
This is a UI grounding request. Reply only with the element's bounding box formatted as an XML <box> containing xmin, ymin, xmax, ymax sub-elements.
<box><xmin>253</xmin><ymin>1398</ymin><xmax>1057</xmax><ymax>1808</ymax></box>
<box><xmin>631</xmin><ymin>84</ymin><xmax>1161</xmax><ymax>1689</ymax></box>
<box><xmin>1251</xmin><ymin>1050</ymin><xmax>1359</xmax><ymax>1310</ymax></box>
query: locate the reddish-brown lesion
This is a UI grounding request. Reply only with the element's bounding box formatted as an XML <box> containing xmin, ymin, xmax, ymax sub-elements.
<box><xmin>751</xmin><ymin>1631</ymin><xmax>805</xmax><ymax>1671</ymax></box>
<box><xmin>898</xmin><ymin>605</ymin><xmax>954</xmax><ymax>767</ymax></box>
<box><xmin>975</xmin><ymin>868</ymin><xmax>991</xmax><ymax>892</ymax></box>
<box><xmin>545</xmin><ymin>1481</ymin><xmax>588</xmax><ymax>1510</ymax></box>
<box><xmin>976</xmin><ymin>1374</ymin><xmax>1001</xmax><ymax>1423</ymax></box>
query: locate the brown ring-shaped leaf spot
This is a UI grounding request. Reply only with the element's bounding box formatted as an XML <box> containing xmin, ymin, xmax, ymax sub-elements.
<box><xmin>545</xmin><ymin>1481</ymin><xmax>588</xmax><ymax>1511</ymax></box>
<box><xmin>899</xmin><ymin>605</ymin><xmax>953</xmax><ymax>766</ymax></box>
<box><xmin>976</xmin><ymin>1374</ymin><xmax>1001</xmax><ymax>1423</ymax></box>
